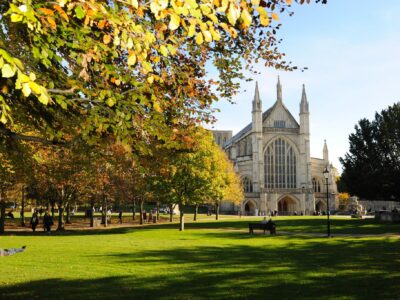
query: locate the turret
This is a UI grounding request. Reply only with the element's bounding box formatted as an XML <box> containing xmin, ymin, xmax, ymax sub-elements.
<box><xmin>323</xmin><ymin>139</ymin><xmax>329</xmax><ymax>163</ymax></box>
<box><xmin>277</xmin><ymin>76</ymin><xmax>282</xmax><ymax>103</ymax></box>
<box><xmin>299</xmin><ymin>84</ymin><xmax>311</xmax><ymax>196</ymax></box>
<box><xmin>300</xmin><ymin>84</ymin><xmax>309</xmax><ymax>114</ymax></box>
<box><xmin>251</xmin><ymin>81</ymin><xmax>263</xmax><ymax>193</ymax></box>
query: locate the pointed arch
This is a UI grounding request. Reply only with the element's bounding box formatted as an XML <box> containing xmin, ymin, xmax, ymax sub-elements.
<box><xmin>243</xmin><ymin>199</ymin><xmax>257</xmax><ymax>216</ymax></box>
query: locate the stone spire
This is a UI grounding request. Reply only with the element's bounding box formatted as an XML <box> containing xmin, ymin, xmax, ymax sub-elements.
<box><xmin>300</xmin><ymin>84</ymin><xmax>309</xmax><ymax>113</ymax></box>
<box><xmin>252</xmin><ymin>81</ymin><xmax>262</xmax><ymax>112</ymax></box>
<box><xmin>277</xmin><ymin>76</ymin><xmax>282</xmax><ymax>103</ymax></box>
<box><xmin>323</xmin><ymin>139</ymin><xmax>329</xmax><ymax>163</ymax></box>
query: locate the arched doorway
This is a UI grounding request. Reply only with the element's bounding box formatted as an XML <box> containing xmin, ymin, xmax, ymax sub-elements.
<box><xmin>315</xmin><ymin>200</ymin><xmax>326</xmax><ymax>214</ymax></box>
<box><xmin>278</xmin><ymin>196</ymin><xmax>298</xmax><ymax>216</ymax></box>
<box><xmin>244</xmin><ymin>200</ymin><xmax>256</xmax><ymax>216</ymax></box>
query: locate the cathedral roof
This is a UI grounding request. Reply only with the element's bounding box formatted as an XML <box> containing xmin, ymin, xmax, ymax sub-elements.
<box><xmin>224</xmin><ymin>100</ymin><xmax>299</xmax><ymax>148</ymax></box>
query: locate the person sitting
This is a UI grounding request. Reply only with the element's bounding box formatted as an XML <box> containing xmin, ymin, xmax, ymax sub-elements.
<box><xmin>0</xmin><ymin>246</ymin><xmax>26</xmax><ymax>257</ymax></box>
<box><xmin>261</xmin><ymin>217</ymin><xmax>267</xmax><ymax>224</ymax></box>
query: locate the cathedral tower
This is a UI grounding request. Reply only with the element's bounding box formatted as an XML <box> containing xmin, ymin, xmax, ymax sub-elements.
<box><xmin>252</xmin><ymin>82</ymin><xmax>263</xmax><ymax>192</ymax></box>
<box><xmin>299</xmin><ymin>84</ymin><xmax>311</xmax><ymax>190</ymax></box>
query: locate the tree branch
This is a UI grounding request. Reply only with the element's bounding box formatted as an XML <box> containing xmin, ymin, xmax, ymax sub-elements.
<box><xmin>47</xmin><ymin>88</ymin><xmax>76</xmax><ymax>95</ymax></box>
<box><xmin>0</xmin><ymin>125</ymin><xmax>65</xmax><ymax>145</ymax></box>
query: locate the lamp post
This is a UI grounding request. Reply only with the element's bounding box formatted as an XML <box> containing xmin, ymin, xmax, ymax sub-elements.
<box><xmin>323</xmin><ymin>167</ymin><xmax>331</xmax><ymax>237</ymax></box>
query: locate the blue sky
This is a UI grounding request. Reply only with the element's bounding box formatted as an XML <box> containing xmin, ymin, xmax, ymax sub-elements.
<box><xmin>207</xmin><ymin>1</ymin><xmax>400</xmax><ymax>172</ymax></box>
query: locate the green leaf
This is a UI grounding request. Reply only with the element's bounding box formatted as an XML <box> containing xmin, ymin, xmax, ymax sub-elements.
<box><xmin>2</xmin><ymin>64</ymin><xmax>16</xmax><ymax>78</ymax></box>
<box><xmin>75</xmin><ymin>5</ymin><xmax>86</xmax><ymax>20</ymax></box>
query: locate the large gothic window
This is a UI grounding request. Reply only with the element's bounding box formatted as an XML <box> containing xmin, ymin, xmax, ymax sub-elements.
<box><xmin>264</xmin><ymin>138</ymin><xmax>297</xmax><ymax>189</ymax></box>
<box><xmin>243</xmin><ymin>177</ymin><xmax>253</xmax><ymax>193</ymax></box>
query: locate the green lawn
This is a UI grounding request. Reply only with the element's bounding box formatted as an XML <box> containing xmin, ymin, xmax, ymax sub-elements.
<box><xmin>1</xmin><ymin>216</ymin><xmax>399</xmax><ymax>299</ymax></box>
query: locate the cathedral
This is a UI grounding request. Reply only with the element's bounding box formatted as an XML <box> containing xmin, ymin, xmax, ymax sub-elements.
<box><xmin>213</xmin><ymin>78</ymin><xmax>338</xmax><ymax>215</ymax></box>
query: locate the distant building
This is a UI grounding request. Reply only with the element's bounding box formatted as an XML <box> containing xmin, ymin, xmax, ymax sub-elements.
<box><xmin>213</xmin><ymin>78</ymin><xmax>338</xmax><ymax>215</ymax></box>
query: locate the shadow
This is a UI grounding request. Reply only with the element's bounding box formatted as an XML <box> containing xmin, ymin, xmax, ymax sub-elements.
<box><xmin>1</xmin><ymin>237</ymin><xmax>399</xmax><ymax>299</ymax></box>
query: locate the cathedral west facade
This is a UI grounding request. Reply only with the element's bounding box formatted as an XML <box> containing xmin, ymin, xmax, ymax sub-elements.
<box><xmin>213</xmin><ymin>78</ymin><xmax>338</xmax><ymax>215</ymax></box>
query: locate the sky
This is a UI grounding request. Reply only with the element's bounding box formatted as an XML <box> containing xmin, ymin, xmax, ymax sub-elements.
<box><xmin>206</xmin><ymin>1</ymin><xmax>400</xmax><ymax>172</ymax></box>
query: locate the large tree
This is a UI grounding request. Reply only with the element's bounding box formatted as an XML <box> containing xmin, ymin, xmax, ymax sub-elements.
<box><xmin>0</xmin><ymin>0</ymin><xmax>322</xmax><ymax>149</ymax></box>
<box><xmin>340</xmin><ymin>102</ymin><xmax>400</xmax><ymax>201</ymax></box>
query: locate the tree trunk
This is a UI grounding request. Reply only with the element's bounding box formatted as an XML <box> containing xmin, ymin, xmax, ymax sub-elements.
<box><xmin>51</xmin><ymin>202</ymin><xmax>55</xmax><ymax>219</ymax></box>
<box><xmin>194</xmin><ymin>203</ymin><xmax>199</xmax><ymax>221</ymax></box>
<box><xmin>132</xmin><ymin>199</ymin><xmax>136</xmax><ymax>221</ymax></box>
<box><xmin>90</xmin><ymin>199</ymin><xmax>95</xmax><ymax>227</ymax></box>
<box><xmin>66</xmin><ymin>202</ymin><xmax>71</xmax><ymax>224</ymax></box>
<box><xmin>215</xmin><ymin>203</ymin><xmax>220</xmax><ymax>221</ymax></box>
<box><xmin>21</xmin><ymin>187</ymin><xmax>25</xmax><ymax>227</ymax></box>
<box><xmin>156</xmin><ymin>201</ymin><xmax>160</xmax><ymax>221</ymax></box>
<box><xmin>139</xmin><ymin>198</ymin><xmax>144</xmax><ymax>225</ymax></box>
<box><xmin>103</xmin><ymin>195</ymin><xmax>108</xmax><ymax>227</ymax></box>
<box><xmin>169</xmin><ymin>204</ymin><xmax>174</xmax><ymax>222</ymax></box>
<box><xmin>57</xmin><ymin>202</ymin><xmax>64</xmax><ymax>231</ymax></box>
<box><xmin>0</xmin><ymin>192</ymin><xmax>5</xmax><ymax>234</ymax></box>
<box><xmin>179</xmin><ymin>206</ymin><xmax>184</xmax><ymax>231</ymax></box>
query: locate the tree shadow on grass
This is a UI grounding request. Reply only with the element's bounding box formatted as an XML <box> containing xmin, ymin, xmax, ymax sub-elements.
<box><xmin>1</xmin><ymin>238</ymin><xmax>399</xmax><ymax>300</ymax></box>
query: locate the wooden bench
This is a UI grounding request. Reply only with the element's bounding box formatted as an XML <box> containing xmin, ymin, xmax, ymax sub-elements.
<box><xmin>249</xmin><ymin>222</ymin><xmax>276</xmax><ymax>235</ymax></box>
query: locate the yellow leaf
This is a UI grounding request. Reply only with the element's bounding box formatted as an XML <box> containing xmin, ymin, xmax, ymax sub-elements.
<box><xmin>188</xmin><ymin>22</ymin><xmax>196</xmax><ymax>37</ymax></box>
<box><xmin>241</xmin><ymin>8</ymin><xmax>252</xmax><ymax>28</ymax></box>
<box><xmin>0</xmin><ymin>113</ymin><xmax>7</xmax><ymax>124</ymax></box>
<box><xmin>169</xmin><ymin>14</ymin><xmax>180</xmax><ymax>31</ymax></box>
<box><xmin>256</xmin><ymin>7</ymin><xmax>267</xmax><ymax>17</ymax></box>
<box><xmin>196</xmin><ymin>32</ymin><xmax>203</xmax><ymax>45</ymax></box>
<box><xmin>103</xmin><ymin>34</ymin><xmax>111</xmax><ymax>44</ymax></box>
<box><xmin>153</xmin><ymin>102</ymin><xmax>162</xmax><ymax>112</ymax></box>
<box><xmin>271</xmin><ymin>12</ymin><xmax>279</xmax><ymax>21</ymax></box>
<box><xmin>210</xmin><ymin>28</ymin><xmax>220</xmax><ymax>41</ymax></box>
<box><xmin>260</xmin><ymin>15</ymin><xmax>269</xmax><ymax>26</ymax></box>
<box><xmin>11</xmin><ymin>14</ymin><xmax>23</xmax><ymax>22</ymax></box>
<box><xmin>218</xmin><ymin>0</ymin><xmax>228</xmax><ymax>12</ymax></box>
<box><xmin>202</xmin><ymin>30</ymin><xmax>212</xmax><ymax>42</ymax></box>
<box><xmin>127</xmin><ymin>38</ymin><xmax>134</xmax><ymax>49</ymax></box>
<box><xmin>159</xmin><ymin>0</ymin><xmax>169</xmax><ymax>9</ymax></box>
<box><xmin>227</xmin><ymin>3</ymin><xmax>240</xmax><ymax>26</ymax></box>
<box><xmin>29</xmin><ymin>72</ymin><xmax>36</xmax><ymax>81</ymax></box>
<box><xmin>38</xmin><ymin>93</ymin><xmax>49</xmax><ymax>105</ymax></box>
<box><xmin>128</xmin><ymin>53</ymin><xmax>137</xmax><ymax>66</ymax></box>
<box><xmin>2</xmin><ymin>64</ymin><xmax>16</xmax><ymax>78</ymax></box>
<box><xmin>147</xmin><ymin>75</ymin><xmax>154</xmax><ymax>84</ymax></box>
<box><xmin>159</xmin><ymin>45</ymin><xmax>169</xmax><ymax>57</ymax></box>
<box><xmin>251</xmin><ymin>0</ymin><xmax>260</xmax><ymax>6</ymax></box>
<box><xmin>22</xmin><ymin>82</ymin><xmax>31</xmax><ymax>97</ymax></box>
<box><xmin>29</xmin><ymin>81</ymin><xmax>41</xmax><ymax>94</ymax></box>
<box><xmin>130</xmin><ymin>0</ymin><xmax>139</xmax><ymax>9</ymax></box>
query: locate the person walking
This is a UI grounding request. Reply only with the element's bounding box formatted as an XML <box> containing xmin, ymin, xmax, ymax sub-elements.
<box><xmin>43</xmin><ymin>211</ymin><xmax>53</xmax><ymax>233</ymax></box>
<box><xmin>30</xmin><ymin>212</ymin><xmax>39</xmax><ymax>232</ymax></box>
<box><xmin>118</xmin><ymin>211</ymin><xmax>122</xmax><ymax>224</ymax></box>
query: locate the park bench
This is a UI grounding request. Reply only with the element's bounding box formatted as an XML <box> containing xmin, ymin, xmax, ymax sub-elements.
<box><xmin>248</xmin><ymin>222</ymin><xmax>276</xmax><ymax>235</ymax></box>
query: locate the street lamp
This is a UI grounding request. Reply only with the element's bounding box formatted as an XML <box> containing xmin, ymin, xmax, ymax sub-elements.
<box><xmin>323</xmin><ymin>167</ymin><xmax>331</xmax><ymax>237</ymax></box>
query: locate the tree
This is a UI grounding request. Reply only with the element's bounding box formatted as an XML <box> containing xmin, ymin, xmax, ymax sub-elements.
<box><xmin>0</xmin><ymin>0</ymin><xmax>322</xmax><ymax>151</ymax></box>
<box><xmin>340</xmin><ymin>102</ymin><xmax>400</xmax><ymax>201</ymax></box>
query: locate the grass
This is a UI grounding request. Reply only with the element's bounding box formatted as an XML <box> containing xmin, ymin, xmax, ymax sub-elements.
<box><xmin>1</xmin><ymin>216</ymin><xmax>399</xmax><ymax>299</ymax></box>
